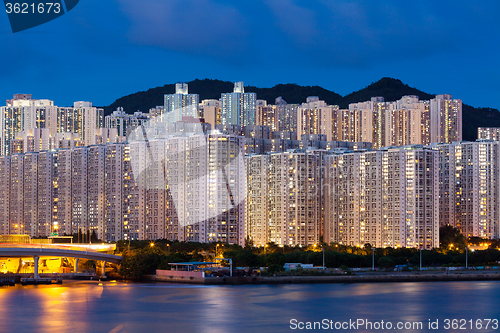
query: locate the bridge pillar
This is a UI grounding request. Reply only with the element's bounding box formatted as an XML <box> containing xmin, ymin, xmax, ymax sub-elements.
<box><xmin>75</xmin><ymin>258</ymin><xmax>79</xmax><ymax>274</ymax></box>
<box><xmin>34</xmin><ymin>255</ymin><xmax>39</xmax><ymax>279</ymax></box>
<box><xmin>101</xmin><ymin>261</ymin><xmax>107</xmax><ymax>279</ymax></box>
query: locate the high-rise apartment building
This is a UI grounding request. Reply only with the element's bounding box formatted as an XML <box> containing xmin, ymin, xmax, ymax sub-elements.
<box><xmin>297</xmin><ymin>97</ymin><xmax>334</xmax><ymax>141</ymax></box>
<box><xmin>95</xmin><ymin>128</ymin><xmax>119</xmax><ymax>145</ymax></box>
<box><xmin>37</xmin><ymin>151</ymin><xmax>57</xmax><ymax>237</ymax></box>
<box><xmin>97</xmin><ymin>108</ymin><xmax>104</xmax><ymax>129</ymax></box>
<box><xmin>104</xmin><ymin>108</ymin><xmax>149</xmax><ymax>138</ymax></box>
<box><xmin>199</xmin><ymin>99</ymin><xmax>220</xmax><ymax>128</ymax></box>
<box><xmin>220</xmin><ymin>82</ymin><xmax>256</xmax><ymax>126</ymax></box>
<box><xmin>478</xmin><ymin>127</ymin><xmax>500</xmax><ymax>141</ymax></box>
<box><xmin>164</xmin><ymin>136</ymin><xmax>185</xmax><ymax>242</ymax></box>
<box><xmin>430</xmin><ymin>94</ymin><xmax>462</xmax><ymax>143</ymax></box>
<box><xmin>56</xmin><ymin>107</ymin><xmax>77</xmax><ymax>134</ymax></box>
<box><xmin>88</xmin><ymin>145</ymin><xmax>106</xmax><ymax>240</ymax></box>
<box><xmin>56</xmin><ymin>103</ymin><xmax>101</xmax><ymax>143</ymax></box>
<box><xmin>243</xmin><ymin>125</ymin><xmax>270</xmax><ymax>140</ymax></box>
<box><xmin>0</xmin><ymin>95</ymin><xmax>57</xmax><ymax>156</ymax></box>
<box><xmin>149</xmin><ymin>106</ymin><xmax>164</xmax><ymax>118</ymax></box>
<box><xmin>344</xmin><ymin>95</ymin><xmax>459</xmax><ymax>149</ymax></box>
<box><xmin>72</xmin><ymin>147</ymin><xmax>89</xmax><ymax>234</ymax></box>
<box><xmin>183</xmin><ymin>134</ymin><xmax>209</xmax><ymax>242</ymax></box>
<box><xmin>324</xmin><ymin>146</ymin><xmax>439</xmax><ymax>249</ymax></box>
<box><xmin>56</xmin><ymin>149</ymin><xmax>73</xmax><ymax>235</ymax></box>
<box><xmin>436</xmin><ymin>140</ymin><xmax>499</xmax><ymax>239</ymax></box>
<box><xmin>245</xmin><ymin>154</ymin><xmax>269</xmax><ymax>246</ymax></box>
<box><xmin>123</xmin><ymin>141</ymin><xmax>146</xmax><ymax>241</ymax></box>
<box><xmin>0</xmin><ymin>128</ymin><xmax>246</xmax><ymax>244</ymax></box>
<box><xmin>246</xmin><ymin>150</ymin><xmax>321</xmax><ymax>247</ymax></box>
<box><xmin>332</xmin><ymin>107</ymin><xmax>360</xmax><ymax>143</ymax></box>
<box><xmin>12</xmin><ymin>128</ymin><xmax>51</xmax><ymax>154</ymax></box>
<box><xmin>73</xmin><ymin>101</ymin><xmax>98</xmax><ymax>147</ymax></box>
<box><xmin>164</xmin><ymin>83</ymin><xmax>199</xmax><ymax>123</ymax></box>
<box><xmin>0</xmin><ymin>156</ymin><xmax>10</xmax><ymax>235</ymax></box>
<box><xmin>347</xmin><ymin>96</ymin><xmax>432</xmax><ymax>149</ymax></box>
<box><xmin>1</xmin><ymin>95</ymin><xmax>102</xmax><ymax>156</ymax></box>
<box><xmin>268</xmin><ymin>153</ymin><xmax>291</xmax><ymax>246</ymax></box>
<box><xmin>346</xmin><ymin>97</ymin><xmax>387</xmax><ymax>148</ymax></box>
<box><xmin>145</xmin><ymin>139</ymin><xmax>166</xmax><ymax>240</ymax></box>
<box><xmin>206</xmin><ymin>134</ymin><xmax>246</xmax><ymax>245</ymax></box>
<box><xmin>256</xmin><ymin>100</ymin><xmax>279</xmax><ymax>131</ymax></box>
<box><xmin>9</xmin><ymin>154</ymin><xmax>24</xmax><ymax>235</ymax></box>
<box><xmin>104</xmin><ymin>143</ymin><xmax>125</xmax><ymax>242</ymax></box>
<box><xmin>52</xmin><ymin>132</ymin><xmax>84</xmax><ymax>150</ymax></box>
<box><xmin>276</xmin><ymin>97</ymin><xmax>299</xmax><ymax>132</ymax></box>
<box><xmin>387</xmin><ymin>96</ymin><xmax>430</xmax><ymax>147</ymax></box>
<box><xmin>23</xmin><ymin>153</ymin><xmax>38</xmax><ymax>237</ymax></box>
<box><xmin>163</xmin><ymin>134</ymin><xmax>209</xmax><ymax>242</ymax></box>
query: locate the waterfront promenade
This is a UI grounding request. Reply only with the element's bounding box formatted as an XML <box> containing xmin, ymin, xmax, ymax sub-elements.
<box><xmin>152</xmin><ymin>269</ymin><xmax>500</xmax><ymax>285</ymax></box>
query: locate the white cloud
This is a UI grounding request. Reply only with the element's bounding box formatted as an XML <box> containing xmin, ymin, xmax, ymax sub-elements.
<box><xmin>264</xmin><ymin>0</ymin><xmax>318</xmax><ymax>45</ymax></box>
<box><xmin>117</xmin><ymin>0</ymin><xmax>248</xmax><ymax>57</ymax></box>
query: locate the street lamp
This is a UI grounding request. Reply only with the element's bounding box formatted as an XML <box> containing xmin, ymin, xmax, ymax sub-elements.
<box><xmin>420</xmin><ymin>246</ymin><xmax>422</xmax><ymax>271</ymax></box>
<box><xmin>466</xmin><ymin>246</ymin><xmax>472</xmax><ymax>269</ymax></box>
<box><xmin>322</xmin><ymin>245</ymin><xmax>325</xmax><ymax>270</ymax></box>
<box><xmin>372</xmin><ymin>247</ymin><xmax>375</xmax><ymax>271</ymax></box>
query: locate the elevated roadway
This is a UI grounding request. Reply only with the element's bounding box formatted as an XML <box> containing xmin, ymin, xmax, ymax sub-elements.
<box><xmin>0</xmin><ymin>245</ymin><xmax>122</xmax><ymax>278</ymax></box>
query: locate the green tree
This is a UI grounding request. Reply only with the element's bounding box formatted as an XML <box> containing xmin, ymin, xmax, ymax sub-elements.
<box><xmin>378</xmin><ymin>256</ymin><xmax>395</xmax><ymax>268</ymax></box>
<box><xmin>118</xmin><ymin>247</ymin><xmax>167</xmax><ymax>279</ymax></box>
<box><xmin>224</xmin><ymin>249</ymin><xmax>261</xmax><ymax>268</ymax></box>
<box><xmin>439</xmin><ymin>225</ymin><xmax>466</xmax><ymax>249</ymax></box>
<box><xmin>267</xmin><ymin>264</ymin><xmax>284</xmax><ymax>274</ymax></box>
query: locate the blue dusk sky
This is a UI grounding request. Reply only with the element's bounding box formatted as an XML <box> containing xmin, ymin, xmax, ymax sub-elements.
<box><xmin>1</xmin><ymin>0</ymin><xmax>499</xmax><ymax>109</ymax></box>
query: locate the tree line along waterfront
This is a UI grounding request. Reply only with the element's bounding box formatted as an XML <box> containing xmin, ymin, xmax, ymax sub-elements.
<box><xmin>115</xmin><ymin>226</ymin><xmax>500</xmax><ymax>279</ymax></box>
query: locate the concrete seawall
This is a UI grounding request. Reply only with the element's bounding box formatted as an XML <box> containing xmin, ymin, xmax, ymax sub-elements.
<box><xmin>153</xmin><ymin>274</ymin><xmax>206</xmax><ymax>284</ymax></box>
<box><xmin>151</xmin><ymin>272</ymin><xmax>500</xmax><ymax>285</ymax></box>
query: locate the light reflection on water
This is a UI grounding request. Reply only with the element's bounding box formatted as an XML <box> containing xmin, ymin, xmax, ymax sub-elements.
<box><xmin>0</xmin><ymin>281</ymin><xmax>499</xmax><ymax>332</ymax></box>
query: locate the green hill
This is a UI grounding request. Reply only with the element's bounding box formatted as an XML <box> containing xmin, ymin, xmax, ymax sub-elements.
<box><xmin>246</xmin><ymin>83</ymin><xmax>342</xmax><ymax>105</ymax></box>
<box><xmin>104</xmin><ymin>77</ymin><xmax>500</xmax><ymax>141</ymax></box>
<box><xmin>338</xmin><ymin>77</ymin><xmax>435</xmax><ymax>108</ymax></box>
<box><xmin>104</xmin><ymin>79</ymin><xmax>342</xmax><ymax>114</ymax></box>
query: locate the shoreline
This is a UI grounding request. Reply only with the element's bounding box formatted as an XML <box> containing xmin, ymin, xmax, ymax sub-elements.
<box><xmin>5</xmin><ymin>272</ymin><xmax>500</xmax><ymax>286</ymax></box>
<box><xmin>150</xmin><ymin>272</ymin><xmax>500</xmax><ymax>285</ymax></box>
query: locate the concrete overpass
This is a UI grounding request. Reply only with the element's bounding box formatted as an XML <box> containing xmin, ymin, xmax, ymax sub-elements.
<box><xmin>0</xmin><ymin>246</ymin><xmax>122</xmax><ymax>279</ymax></box>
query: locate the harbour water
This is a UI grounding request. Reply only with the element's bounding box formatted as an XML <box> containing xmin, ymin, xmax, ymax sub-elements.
<box><xmin>0</xmin><ymin>281</ymin><xmax>499</xmax><ymax>332</ymax></box>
